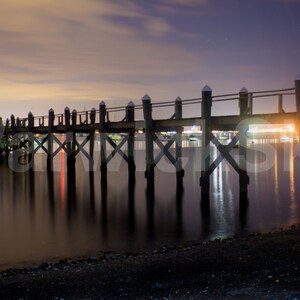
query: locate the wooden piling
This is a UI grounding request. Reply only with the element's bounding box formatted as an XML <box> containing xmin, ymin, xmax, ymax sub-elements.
<box><xmin>175</xmin><ymin>97</ymin><xmax>184</xmax><ymax>186</ymax></box>
<box><xmin>142</xmin><ymin>94</ymin><xmax>154</xmax><ymax>186</ymax></box>
<box><xmin>295</xmin><ymin>74</ymin><xmax>300</xmax><ymax>135</ymax></box>
<box><xmin>126</xmin><ymin>101</ymin><xmax>136</xmax><ymax>182</ymax></box>
<box><xmin>0</xmin><ymin>117</ymin><xmax>3</xmax><ymax>158</ymax></box>
<box><xmin>4</xmin><ymin>119</ymin><xmax>9</xmax><ymax>162</ymax></box>
<box><xmin>65</xmin><ymin>107</ymin><xmax>74</xmax><ymax>174</ymax></box>
<box><xmin>248</xmin><ymin>93</ymin><xmax>253</xmax><ymax>115</ymax></box>
<box><xmin>200</xmin><ymin>85</ymin><xmax>212</xmax><ymax>198</ymax></box>
<box><xmin>11</xmin><ymin>114</ymin><xmax>19</xmax><ymax>170</ymax></box>
<box><xmin>239</xmin><ymin>87</ymin><xmax>249</xmax><ymax>197</ymax></box>
<box><xmin>71</xmin><ymin>109</ymin><xmax>77</xmax><ymax>173</ymax></box>
<box><xmin>89</xmin><ymin>108</ymin><xmax>96</xmax><ymax>173</ymax></box>
<box><xmin>278</xmin><ymin>94</ymin><xmax>284</xmax><ymax>113</ymax></box>
<box><xmin>28</xmin><ymin>112</ymin><xmax>35</xmax><ymax>170</ymax></box>
<box><xmin>11</xmin><ymin>115</ymin><xmax>15</xmax><ymax>130</ymax></box>
<box><xmin>47</xmin><ymin>109</ymin><xmax>54</xmax><ymax>172</ymax></box>
<box><xmin>99</xmin><ymin>101</ymin><xmax>107</xmax><ymax>182</ymax></box>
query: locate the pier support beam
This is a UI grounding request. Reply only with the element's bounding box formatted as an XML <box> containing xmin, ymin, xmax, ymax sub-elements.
<box><xmin>126</xmin><ymin>101</ymin><xmax>136</xmax><ymax>183</ymax></box>
<box><xmin>200</xmin><ymin>85</ymin><xmax>212</xmax><ymax>199</ymax></box>
<box><xmin>295</xmin><ymin>74</ymin><xmax>300</xmax><ymax>135</ymax></box>
<box><xmin>0</xmin><ymin>117</ymin><xmax>3</xmax><ymax>158</ymax></box>
<box><xmin>11</xmin><ymin>114</ymin><xmax>19</xmax><ymax>170</ymax></box>
<box><xmin>28</xmin><ymin>112</ymin><xmax>35</xmax><ymax>170</ymax></box>
<box><xmin>239</xmin><ymin>88</ymin><xmax>249</xmax><ymax>198</ymax></box>
<box><xmin>89</xmin><ymin>108</ymin><xmax>96</xmax><ymax>173</ymax></box>
<box><xmin>65</xmin><ymin>107</ymin><xmax>75</xmax><ymax>175</ymax></box>
<box><xmin>71</xmin><ymin>109</ymin><xmax>77</xmax><ymax>173</ymax></box>
<box><xmin>278</xmin><ymin>94</ymin><xmax>285</xmax><ymax>113</ymax></box>
<box><xmin>100</xmin><ymin>101</ymin><xmax>107</xmax><ymax>184</ymax></box>
<box><xmin>175</xmin><ymin>97</ymin><xmax>184</xmax><ymax>188</ymax></box>
<box><xmin>248</xmin><ymin>93</ymin><xmax>253</xmax><ymax>115</ymax></box>
<box><xmin>142</xmin><ymin>95</ymin><xmax>154</xmax><ymax>188</ymax></box>
<box><xmin>4</xmin><ymin>119</ymin><xmax>9</xmax><ymax>162</ymax></box>
<box><xmin>47</xmin><ymin>109</ymin><xmax>54</xmax><ymax>172</ymax></box>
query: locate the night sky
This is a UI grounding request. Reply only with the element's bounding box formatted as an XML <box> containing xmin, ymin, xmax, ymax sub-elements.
<box><xmin>0</xmin><ymin>0</ymin><xmax>300</xmax><ymax>118</ymax></box>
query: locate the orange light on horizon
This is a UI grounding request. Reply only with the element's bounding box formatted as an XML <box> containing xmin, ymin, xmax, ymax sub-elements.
<box><xmin>248</xmin><ymin>124</ymin><xmax>295</xmax><ymax>134</ymax></box>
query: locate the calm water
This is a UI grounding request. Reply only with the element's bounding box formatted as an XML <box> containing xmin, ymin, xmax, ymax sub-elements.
<box><xmin>0</xmin><ymin>140</ymin><xmax>300</xmax><ymax>270</ymax></box>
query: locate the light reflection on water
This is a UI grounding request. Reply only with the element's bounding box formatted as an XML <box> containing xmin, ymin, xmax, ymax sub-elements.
<box><xmin>0</xmin><ymin>141</ymin><xmax>299</xmax><ymax>270</ymax></box>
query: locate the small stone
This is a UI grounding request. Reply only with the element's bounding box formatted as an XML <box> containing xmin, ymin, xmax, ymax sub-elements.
<box><xmin>39</xmin><ymin>262</ymin><xmax>49</xmax><ymax>270</ymax></box>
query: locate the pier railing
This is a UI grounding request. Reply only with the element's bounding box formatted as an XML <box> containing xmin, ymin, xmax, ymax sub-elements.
<box><xmin>1</xmin><ymin>87</ymin><xmax>296</xmax><ymax>130</ymax></box>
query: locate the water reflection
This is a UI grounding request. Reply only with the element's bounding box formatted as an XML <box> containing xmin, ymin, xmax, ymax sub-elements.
<box><xmin>239</xmin><ymin>197</ymin><xmax>248</xmax><ymax>233</ymax></box>
<box><xmin>101</xmin><ymin>177</ymin><xmax>108</xmax><ymax>237</ymax></box>
<box><xmin>89</xmin><ymin>172</ymin><xmax>95</xmax><ymax>218</ymax></box>
<box><xmin>47</xmin><ymin>171</ymin><xmax>55</xmax><ymax>221</ymax></box>
<box><xmin>60</xmin><ymin>149</ymin><xmax>65</xmax><ymax>211</ymax></box>
<box><xmin>274</xmin><ymin>144</ymin><xmax>280</xmax><ymax>221</ymax></box>
<box><xmin>200</xmin><ymin>198</ymin><xmax>210</xmax><ymax>239</ymax></box>
<box><xmin>146</xmin><ymin>186</ymin><xmax>155</xmax><ymax>240</ymax></box>
<box><xmin>0</xmin><ymin>143</ymin><xmax>299</xmax><ymax>269</ymax></box>
<box><xmin>176</xmin><ymin>185</ymin><xmax>184</xmax><ymax>237</ymax></box>
<box><xmin>66</xmin><ymin>167</ymin><xmax>77</xmax><ymax>222</ymax></box>
<box><xmin>128</xmin><ymin>180</ymin><xmax>135</xmax><ymax>235</ymax></box>
<box><xmin>288</xmin><ymin>143</ymin><xmax>297</xmax><ymax>225</ymax></box>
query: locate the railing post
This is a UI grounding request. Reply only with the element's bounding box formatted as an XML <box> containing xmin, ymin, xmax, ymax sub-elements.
<box><xmin>200</xmin><ymin>86</ymin><xmax>212</xmax><ymax>199</ymax></box>
<box><xmin>142</xmin><ymin>94</ymin><xmax>154</xmax><ymax>187</ymax></box>
<box><xmin>175</xmin><ymin>97</ymin><xmax>184</xmax><ymax>187</ymax></box>
<box><xmin>0</xmin><ymin>117</ymin><xmax>3</xmax><ymax>158</ymax></box>
<box><xmin>47</xmin><ymin>109</ymin><xmax>54</xmax><ymax>172</ymax></box>
<box><xmin>99</xmin><ymin>101</ymin><xmax>107</xmax><ymax>183</ymax></box>
<box><xmin>248</xmin><ymin>93</ymin><xmax>253</xmax><ymax>115</ymax></box>
<box><xmin>89</xmin><ymin>108</ymin><xmax>96</xmax><ymax>172</ymax></box>
<box><xmin>126</xmin><ymin>101</ymin><xmax>136</xmax><ymax>183</ymax></box>
<box><xmin>295</xmin><ymin>74</ymin><xmax>300</xmax><ymax>135</ymax></box>
<box><xmin>10</xmin><ymin>114</ymin><xmax>19</xmax><ymax>169</ymax></box>
<box><xmin>239</xmin><ymin>87</ymin><xmax>248</xmax><ymax>115</ymax></box>
<box><xmin>4</xmin><ymin>119</ymin><xmax>9</xmax><ymax>162</ymax></box>
<box><xmin>239</xmin><ymin>87</ymin><xmax>249</xmax><ymax>198</ymax></box>
<box><xmin>10</xmin><ymin>115</ymin><xmax>15</xmax><ymax>130</ymax></box>
<box><xmin>278</xmin><ymin>94</ymin><xmax>284</xmax><ymax>113</ymax></box>
<box><xmin>71</xmin><ymin>109</ymin><xmax>77</xmax><ymax>172</ymax></box>
<box><xmin>28</xmin><ymin>112</ymin><xmax>35</xmax><ymax>170</ymax></box>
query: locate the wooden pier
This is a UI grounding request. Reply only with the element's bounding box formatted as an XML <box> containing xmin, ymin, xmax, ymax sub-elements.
<box><xmin>1</xmin><ymin>76</ymin><xmax>300</xmax><ymax>201</ymax></box>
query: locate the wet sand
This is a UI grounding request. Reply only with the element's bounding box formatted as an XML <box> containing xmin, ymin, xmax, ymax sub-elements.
<box><xmin>0</xmin><ymin>226</ymin><xmax>300</xmax><ymax>299</ymax></box>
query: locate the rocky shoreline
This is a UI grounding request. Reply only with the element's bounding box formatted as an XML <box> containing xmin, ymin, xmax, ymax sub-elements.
<box><xmin>1</xmin><ymin>226</ymin><xmax>300</xmax><ymax>299</ymax></box>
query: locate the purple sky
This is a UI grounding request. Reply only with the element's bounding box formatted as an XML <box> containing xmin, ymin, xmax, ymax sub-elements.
<box><xmin>0</xmin><ymin>0</ymin><xmax>299</xmax><ymax>118</ymax></box>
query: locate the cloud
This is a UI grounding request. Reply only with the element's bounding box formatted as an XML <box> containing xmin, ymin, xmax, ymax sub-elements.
<box><xmin>145</xmin><ymin>17</ymin><xmax>174</xmax><ymax>36</ymax></box>
<box><xmin>162</xmin><ymin>0</ymin><xmax>208</xmax><ymax>5</ymax></box>
<box><xmin>0</xmin><ymin>0</ymin><xmax>207</xmax><ymax>117</ymax></box>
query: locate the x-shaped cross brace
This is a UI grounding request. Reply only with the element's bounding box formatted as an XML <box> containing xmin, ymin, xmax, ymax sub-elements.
<box><xmin>34</xmin><ymin>135</ymin><xmax>49</xmax><ymax>154</ymax></box>
<box><xmin>105</xmin><ymin>134</ymin><xmax>129</xmax><ymax>163</ymax></box>
<box><xmin>74</xmin><ymin>135</ymin><xmax>91</xmax><ymax>160</ymax></box>
<box><xmin>52</xmin><ymin>134</ymin><xmax>68</xmax><ymax>157</ymax></box>
<box><xmin>152</xmin><ymin>133</ymin><xmax>176</xmax><ymax>166</ymax></box>
<box><xmin>208</xmin><ymin>132</ymin><xmax>243</xmax><ymax>176</ymax></box>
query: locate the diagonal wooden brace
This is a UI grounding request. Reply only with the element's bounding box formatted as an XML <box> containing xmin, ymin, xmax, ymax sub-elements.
<box><xmin>52</xmin><ymin>135</ymin><xmax>67</xmax><ymax>157</ymax></box>
<box><xmin>208</xmin><ymin>132</ymin><xmax>242</xmax><ymax>175</ymax></box>
<box><xmin>105</xmin><ymin>134</ymin><xmax>129</xmax><ymax>163</ymax></box>
<box><xmin>74</xmin><ymin>135</ymin><xmax>91</xmax><ymax>159</ymax></box>
<box><xmin>34</xmin><ymin>135</ymin><xmax>49</xmax><ymax>154</ymax></box>
<box><xmin>153</xmin><ymin>133</ymin><xmax>176</xmax><ymax>165</ymax></box>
